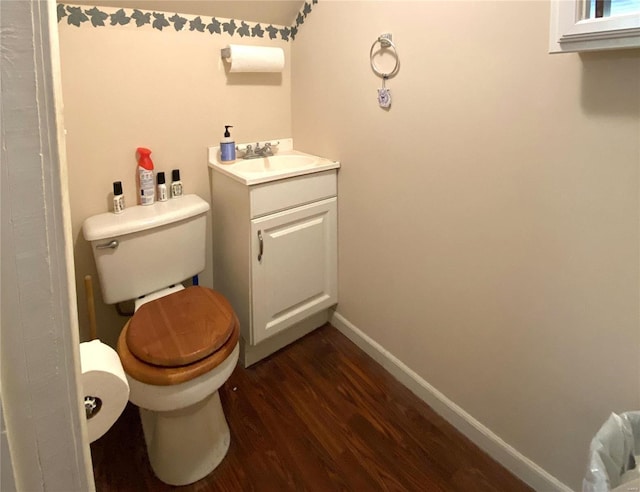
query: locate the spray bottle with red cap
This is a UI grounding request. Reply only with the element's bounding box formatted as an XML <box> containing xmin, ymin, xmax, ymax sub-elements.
<box><xmin>136</xmin><ymin>147</ymin><xmax>155</xmax><ymax>205</ymax></box>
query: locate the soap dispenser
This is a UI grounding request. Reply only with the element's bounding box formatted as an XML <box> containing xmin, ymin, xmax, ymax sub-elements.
<box><xmin>220</xmin><ymin>125</ymin><xmax>236</xmax><ymax>162</ymax></box>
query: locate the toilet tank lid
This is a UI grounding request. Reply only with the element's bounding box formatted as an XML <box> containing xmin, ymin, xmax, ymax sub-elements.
<box><xmin>82</xmin><ymin>194</ymin><xmax>210</xmax><ymax>241</ymax></box>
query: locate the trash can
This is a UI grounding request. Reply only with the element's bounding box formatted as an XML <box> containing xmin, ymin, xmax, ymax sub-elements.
<box><xmin>583</xmin><ymin>411</ymin><xmax>640</xmax><ymax>492</ymax></box>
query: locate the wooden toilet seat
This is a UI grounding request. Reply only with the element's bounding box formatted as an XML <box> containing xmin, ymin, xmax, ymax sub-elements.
<box><xmin>117</xmin><ymin>286</ymin><xmax>239</xmax><ymax>386</ymax></box>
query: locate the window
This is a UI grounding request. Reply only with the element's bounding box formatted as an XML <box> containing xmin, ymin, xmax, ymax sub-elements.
<box><xmin>585</xmin><ymin>0</ymin><xmax>640</xmax><ymax>18</ymax></box>
<box><xmin>549</xmin><ymin>0</ymin><xmax>640</xmax><ymax>53</ymax></box>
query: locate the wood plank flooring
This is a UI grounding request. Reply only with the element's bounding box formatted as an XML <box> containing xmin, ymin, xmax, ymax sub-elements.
<box><xmin>91</xmin><ymin>324</ymin><xmax>532</xmax><ymax>491</ymax></box>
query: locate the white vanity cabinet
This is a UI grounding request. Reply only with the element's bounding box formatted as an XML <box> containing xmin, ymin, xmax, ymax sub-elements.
<box><xmin>210</xmin><ymin>168</ymin><xmax>338</xmax><ymax>366</ymax></box>
<box><xmin>251</xmin><ymin>196</ymin><xmax>337</xmax><ymax>344</ymax></box>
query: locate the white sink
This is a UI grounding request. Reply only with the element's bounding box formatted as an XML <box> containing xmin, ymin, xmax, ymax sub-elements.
<box><xmin>208</xmin><ymin>138</ymin><xmax>339</xmax><ymax>185</ymax></box>
<box><xmin>232</xmin><ymin>154</ymin><xmax>317</xmax><ymax>173</ymax></box>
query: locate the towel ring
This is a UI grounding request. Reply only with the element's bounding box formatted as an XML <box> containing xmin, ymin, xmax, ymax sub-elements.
<box><xmin>370</xmin><ymin>36</ymin><xmax>399</xmax><ymax>79</ymax></box>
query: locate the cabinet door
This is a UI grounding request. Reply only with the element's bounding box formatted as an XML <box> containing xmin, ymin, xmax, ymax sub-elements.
<box><xmin>250</xmin><ymin>197</ymin><xmax>337</xmax><ymax>344</ymax></box>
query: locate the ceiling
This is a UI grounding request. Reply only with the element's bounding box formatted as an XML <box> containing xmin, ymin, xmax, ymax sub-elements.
<box><xmin>61</xmin><ymin>1</ymin><xmax>306</xmax><ymax>26</ymax></box>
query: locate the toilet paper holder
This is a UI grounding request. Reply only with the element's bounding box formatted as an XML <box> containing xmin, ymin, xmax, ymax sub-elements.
<box><xmin>79</xmin><ymin>339</ymin><xmax>129</xmax><ymax>442</ymax></box>
<box><xmin>85</xmin><ymin>395</ymin><xmax>102</xmax><ymax>420</ymax></box>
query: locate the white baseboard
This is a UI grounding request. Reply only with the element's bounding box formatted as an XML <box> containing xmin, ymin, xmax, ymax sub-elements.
<box><xmin>330</xmin><ymin>311</ymin><xmax>572</xmax><ymax>492</ymax></box>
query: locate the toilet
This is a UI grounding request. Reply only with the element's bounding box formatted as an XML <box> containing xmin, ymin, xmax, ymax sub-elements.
<box><xmin>83</xmin><ymin>194</ymin><xmax>239</xmax><ymax>486</ymax></box>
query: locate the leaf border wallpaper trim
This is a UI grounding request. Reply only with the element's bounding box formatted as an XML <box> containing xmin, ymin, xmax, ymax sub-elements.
<box><xmin>57</xmin><ymin>1</ymin><xmax>318</xmax><ymax>41</ymax></box>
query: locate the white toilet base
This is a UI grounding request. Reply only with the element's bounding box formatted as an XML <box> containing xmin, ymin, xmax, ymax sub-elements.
<box><xmin>125</xmin><ymin>343</ymin><xmax>239</xmax><ymax>485</ymax></box>
<box><xmin>139</xmin><ymin>390</ymin><xmax>231</xmax><ymax>486</ymax></box>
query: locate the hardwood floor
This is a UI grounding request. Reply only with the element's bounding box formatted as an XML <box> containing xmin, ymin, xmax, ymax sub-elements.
<box><xmin>91</xmin><ymin>324</ymin><xmax>533</xmax><ymax>491</ymax></box>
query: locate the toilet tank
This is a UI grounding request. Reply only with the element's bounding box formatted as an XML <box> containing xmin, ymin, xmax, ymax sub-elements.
<box><xmin>82</xmin><ymin>195</ymin><xmax>210</xmax><ymax>305</ymax></box>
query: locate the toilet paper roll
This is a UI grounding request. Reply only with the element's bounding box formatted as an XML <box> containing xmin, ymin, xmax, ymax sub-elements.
<box><xmin>226</xmin><ymin>44</ymin><xmax>285</xmax><ymax>73</ymax></box>
<box><xmin>80</xmin><ymin>340</ymin><xmax>129</xmax><ymax>443</ymax></box>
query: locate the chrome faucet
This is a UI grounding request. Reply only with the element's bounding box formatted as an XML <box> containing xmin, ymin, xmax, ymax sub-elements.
<box><xmin>241</xmin><ymin>142</ymin><xmax>277</xmax><ymax>159</ymax></box>
<box><xmin>257</xmin><ymin>142</ymin><xmax>274</xmax><ymax>157</ymax></box>
<box><xmin>241</xmin><ymin>144</ymin><xmax>257</xmax><ymax>159</ymax></box>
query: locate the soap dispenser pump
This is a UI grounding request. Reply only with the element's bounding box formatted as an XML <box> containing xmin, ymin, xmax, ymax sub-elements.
<box><xmin>220</xmin><ymin>125</ymin><xmax>236</xmax><ymax>162</ymax></box>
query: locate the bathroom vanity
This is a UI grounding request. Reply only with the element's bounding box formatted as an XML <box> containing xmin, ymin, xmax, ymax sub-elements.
<box><xmin>208</xmin><ymin>139</ymin><xmax>339</xmax><ymax>366</ymax></box>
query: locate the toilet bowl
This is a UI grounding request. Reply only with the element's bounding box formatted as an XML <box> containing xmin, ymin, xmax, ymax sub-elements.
<box><xmin>116</xmin><ymin>285</ymin><xmax>240</xmax><ymax>486</ymax></box>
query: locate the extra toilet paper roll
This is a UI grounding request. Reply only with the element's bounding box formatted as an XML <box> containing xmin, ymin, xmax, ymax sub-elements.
<box><xmin>80</xmin><ymin>340</ymin><xmax>129</xmax><ymax>443</ymax></box>
<box><xmin>226</xmin><ymin>44</ymin><xmax>285</xmax><ymax>73</ymax></box>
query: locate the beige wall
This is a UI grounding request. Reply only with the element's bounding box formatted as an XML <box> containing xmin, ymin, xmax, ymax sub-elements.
<box><xmin>58</xmin><ymin>7</ymin><xmax>291</xmax><ymax>347</ymax></box>
<box><xmin>292</xmin><ymin>1</ymin><xmax>640</xmax><ymax>489</ymax></box>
